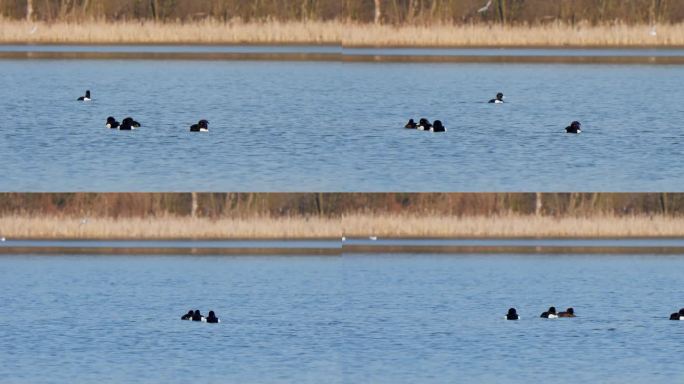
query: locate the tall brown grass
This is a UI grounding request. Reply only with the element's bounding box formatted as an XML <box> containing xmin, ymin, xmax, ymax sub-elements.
<box><xmin>0</xmin><ymin>215</ymin><xmax>340</xmax><ymax>239</ymax></box>
<box><xmin>0</xmin><ymin>20</ymin><xmax>341</xmax><ymax>45</ymax></box>
<box><xmin>341</xmin><ymin>214</ymin><xmax>684</xmax><ymax>238</ymax></box>
<box><xmin>1</xmin><ymin>20</ymin><xmax>683</xmax><ymax>46</ymax></box>
<box><xmin>2</xmin><ymin>214</ymin><xmax>683</xmax><ymax>239</ymax></box>
<box><xmin>342</xmin><ymin>22</ymin><xmax>684</xmax><ymax>47</ymax></box>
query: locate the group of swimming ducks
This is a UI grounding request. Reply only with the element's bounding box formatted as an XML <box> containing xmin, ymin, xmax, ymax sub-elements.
<box><xmin>404</xmin><ymin>118</ymin><xmax>447</xmax><ymax>132</ymax></box>
<box><xmin>81</xmin><ymin>89</ymin><xmax>583</xmax><ymax>135</ymax></box>
<box><xmin>181</xmin><ymin>309</ymin><xmax>220</xmax><ymax>323</ymax></box>
<box><xmin>78</xmin><ymin>90</ymin><xmax>209</xmax><ymax>132</ymax></box>
<box><xmin>182</xmin><ymin>307</ymin><xmax>684</xmax><ymax>322</ymax></box>
<box><xmin>505</xmin><ymin>307</ymin><xmax>576</xmax><ymax>320</ymax></box>
<box><xmin>506</xmin><ymin>307</ymin><xmax>684</xmax><ymax>320</ymax></box>
<box><xmin>404</xmin><ymin>93</ymin><xmax>583</xmax><ymax>134</ymax></box>
<box><xmin>181</xmin><ymin>307</ymin><xmax>683</xmax><ymax>322</ymax></box>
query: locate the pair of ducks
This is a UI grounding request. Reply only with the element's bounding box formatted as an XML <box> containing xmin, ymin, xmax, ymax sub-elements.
<box><xmin>669</xmin><ymin>308</ymin><xmax>684</xmax><ymax>320</ymax></box>
<box><xmin>505</xmin><ymin>307</ymin><xmax>576</xmax><ymax>320</ymax></box>
<box><xmin>404</xmin><ymin>118</ymin><xmax>447</xmax><ymax>132</ymax></box>
<box><xmin>181</xmin><ymin>309</ymin><xmax>220</xmax><ymax>323</ymax></box>
<box><xmin>106</xmin><ymin>117</ymin><xmax>141</xmax><ymax>130</ymax></box>
<box><xmin>541</xmin><ymin>307</ymin><xmax>576</xmax><ymax>318</ymax></box>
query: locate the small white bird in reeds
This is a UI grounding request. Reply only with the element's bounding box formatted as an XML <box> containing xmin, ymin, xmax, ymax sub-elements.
<box><xmin>478</xmin><ymin>0</ymin><xmax>492</xmax><ymax>13</ymax></box>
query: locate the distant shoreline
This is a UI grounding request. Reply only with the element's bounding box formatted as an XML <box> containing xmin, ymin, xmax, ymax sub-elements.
<box><xmin>2</xmin><ymin>20</ymin><xmax>684</xmax><ymax>47</ymax></box>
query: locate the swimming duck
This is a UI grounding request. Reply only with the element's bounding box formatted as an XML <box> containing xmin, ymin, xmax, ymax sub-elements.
<box><xmin>506</xmin><ymin>308</ymin><xmax>519</xmax><ymax>320</ymax></box>
<box><xmin>119</xmin><ymin>117</ymin><xmax>141</xmax><ymax>131</ymax></box>
<box><xmin>431</xmin><ymin>120</ymin><xmax>447</xmax><ymax>133</ymax></box>
<box><xmin>540</xmin><ymin>307</ymin><xmax>558</xmax><ymax>319</ymax></box>
<box><xmin>190</xmin><ymin>119</ymin><xmax>209</xmax><ymax>132</ymax></box>
<box><xmin>558</xmin><ymin>308</ymin><xmax>576</xmax><ymax>318</ymax></box>
<box><xmin>405</xmin><ymin>119</ymin><xmax>417</xmax><ymax>129</ymax></box>
<box><xmin>489</xmin><ymin>92</ymin><xmax>504</xmax><ymax>104</ymax></box>
<box><xmin>191</xmin><ymin>309</ymin><xmax>204</xmax><ymax>322</ymax></box>
<box><xmin>105</xmin><ymin>116</ymin><xmax>120</xmax><ymax>129</ymax></box>
<box><xmin>565</xmin><ymin>121</ymin><xmax>582</xmax><ymax>134</ymax></box>
<box><xmin>181</xmin><ymin>310</ymin><xmax>193</xmax><ymax>320</ymax></box>
<box><xmin>417</xmin><ymin>118</ymin><xmax>432</xmax><ymax>131</ymax></box>
<box><xmin>206</xmin><ymin>310</ymin><xmax>220</xmax><ymax>324</ymax></box>
<box><xmin>670</xmin><ymin>308</ymin><xmax>684</xmax><ymax>320</ymax></box>
<box><xmin>77</xmin><ymin>90</ymin><xmax>91</xmax><ymax>101</ymax></box>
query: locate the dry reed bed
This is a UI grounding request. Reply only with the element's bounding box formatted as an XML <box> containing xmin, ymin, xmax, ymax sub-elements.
<box><xmin>0</xmin><ymin>216</ymin><xmax>340</xmax><ymax>239</ymax></box>
<box><xmin>342</xmin><ymin>214</ymin><xmax>684</xmax><ymax>238</ymax></box>
<box><xmin>0</xmin><ymin>20</ymin><xmax>341</xmax><ymax>45</ymax></box>
<box><xmin>1</xmin><ymin>20</ymin><xmax>684</xmax><ymax>46</ymax></box>
<box><xmin>2</xmin><ymin>214</ymin><xmax>684</xmax><ymax>239</ymax></box>
<box><xmin>343</xmin><ymin>23</ymin><xmax>684</xmax><ymax>47</ymax></box>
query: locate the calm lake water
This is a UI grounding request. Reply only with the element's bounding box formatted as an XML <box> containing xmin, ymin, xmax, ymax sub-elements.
<box><xmin>1</xmin><ymin>253</ymin><xmax>683</xmax><ymax>383</ymax></box>
<box><xmin>2</xmin><ymin>53</ymin><xmax>684</xmax><ymax>191</ymax></box>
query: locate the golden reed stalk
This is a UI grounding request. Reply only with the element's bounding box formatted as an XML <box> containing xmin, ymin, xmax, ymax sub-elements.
<box><xmin>1</xmin><ymin>20</ymin><xmax>684</xmax><ymax>46</ymax></box>
<box><xmin>1</xmin><ymin>214</ymin><xmax>683</xmax><ymax>239</ymax></box>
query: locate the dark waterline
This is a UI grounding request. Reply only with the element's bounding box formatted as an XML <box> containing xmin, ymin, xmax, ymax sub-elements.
<box><xmin>2</xmin><ymin>45</ymin><xmax>684</xmax><ymax>63</ymax></box>
<box><xmin>343</xmin><ymin>238</ymin><xmax>684</xmax><ymax>254</ymax></box>
<box><xmin>3</xmin><ymin>239</ymin><xmax>684</xmax><ymax>255</ymax></box>
<box><xmin>0</xmin><ymin>239</ymin><xmax>341</xmax><ymax>256</ymax></box>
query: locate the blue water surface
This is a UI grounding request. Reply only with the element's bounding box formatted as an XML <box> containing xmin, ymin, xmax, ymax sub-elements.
<box><xmin>1</xmin><ymin>57</ymin><xmax>684</xmax><ymax>191</ymax></box>
<box><xmin>1</xmin><ymin>254</ymin><xmax>683</xmax><ymax>383</ymax></box>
